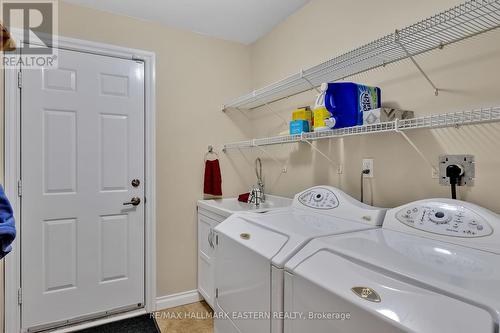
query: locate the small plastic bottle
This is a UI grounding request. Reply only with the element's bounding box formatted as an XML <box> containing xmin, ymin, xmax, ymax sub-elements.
<box><xmin>314</xmin><ymin>83</ymin><xmax>336</xmax><ymax>132</ymax></box>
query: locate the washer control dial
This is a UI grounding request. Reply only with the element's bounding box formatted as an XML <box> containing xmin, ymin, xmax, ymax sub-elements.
<box><xmin>313</xmin><ymin>193</ymin><xmax>323</xmax><ymax>202</ymax></box>
<box><xmin>396</xmin><ymin>203</ymin><xmax>493</xmax><ymax>238</ymax></box>
<box><xmin>298</xmin><ymin>188</ymin><xmax>339</xmax><ymax>209</ymax></box>
<box><xmin>429</xmin><ymin>211</ymin><xmax>452</xmax><ymax>224</ymax></box>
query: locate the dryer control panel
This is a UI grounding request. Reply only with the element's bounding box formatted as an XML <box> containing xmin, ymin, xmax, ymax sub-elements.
<box><xmin>298</xmin><ymin>188</ymin><xmax>339</xmax><ymax>209</ymax></box>
<box><xmin>396</xmin><ymin>202</ymin><xmax>493</xmax><ymax>238</ymax></box>
<box><xmin>292</xmin><ymin>186</ymin><xmax>386</xmax><ymax>226</ymax></box>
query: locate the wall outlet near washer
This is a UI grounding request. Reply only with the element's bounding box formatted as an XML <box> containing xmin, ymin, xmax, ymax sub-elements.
<box><xmin>362</xmin><ymin>159</ymin><xmax>374</xmax><ymax>178</ymax></box>
<box><xmin>439</xmin><ymin>154</ymin><xmax>475</xmax><ymax>186</ymax></box>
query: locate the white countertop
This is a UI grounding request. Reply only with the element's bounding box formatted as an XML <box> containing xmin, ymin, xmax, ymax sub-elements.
<box><xmin>197</xmin><ymin>195</ymin><xmax>292</xmax><ymax>218</ymax></box>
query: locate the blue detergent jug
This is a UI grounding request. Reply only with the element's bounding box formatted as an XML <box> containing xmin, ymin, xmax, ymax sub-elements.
<box><xmin>324</xmin><ymin>82</ymin><xmax>381</xmax><ymax>129</ymax></box>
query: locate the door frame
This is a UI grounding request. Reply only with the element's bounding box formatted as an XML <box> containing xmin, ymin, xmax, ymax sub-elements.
<box><xmin>4</xmin><ymin>35</ymin><xmax>157</xmax><ymax>333</ymax></box>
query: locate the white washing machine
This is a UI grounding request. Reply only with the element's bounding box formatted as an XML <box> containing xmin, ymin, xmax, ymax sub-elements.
<box><xmin>213</xmin><ymin>186</ymin><xmax>387</xmax><ymax>333</ymax></box>
<box><xmin>284</xmin><ymin>199</ymin><xmax>500</xmax><ymax>333</ymax></box>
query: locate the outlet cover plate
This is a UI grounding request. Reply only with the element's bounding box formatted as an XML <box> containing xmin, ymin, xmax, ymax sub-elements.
<box><xmin>439</xmin><ymin>155</ymin><xmax>475</xmax><ymax>186</ymax></box>
<box><xmin>362</xmin><ymin>159</ymin><xmax>374</xmax><ymax>178</ymax></box>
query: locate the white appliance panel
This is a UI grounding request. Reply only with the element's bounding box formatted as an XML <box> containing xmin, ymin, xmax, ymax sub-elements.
<box><xmin>215</xmin><ymin>232</ymin><xmax>277</xmax><ymax>333</ymax></box>
<box><xmin>214</xmin><ymin>186</ymin><xmax>387</xmax><ymax>333</ymax></box>
<box><xmin>285</xmin><ymin>199</ymin><xmax>500</xmax><ymax>333</ymax></box>
<box><xmin>285</xmin><ymin>253</ymin><xmax>493</xmax><ymax>333</ymax></box>
<box><xmin>384</xmin><ymin>199</ymin><xmax>500</xmax><ymax>254</ymax></box>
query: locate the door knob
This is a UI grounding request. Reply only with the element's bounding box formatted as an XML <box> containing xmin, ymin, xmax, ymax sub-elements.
<box><xmin>123</xmin><ymin>197</ymin><xmax>141</xmax><ymax>206</ymax></box>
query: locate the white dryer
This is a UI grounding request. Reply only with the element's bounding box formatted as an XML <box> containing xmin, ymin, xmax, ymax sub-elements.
<box><xmin>284</xmin><ymin>199</ymin><xmax>500</xmax><ymax>333</ymax></box>
<box><xmin>213</xmin><ymin>186</ymin><xmax>387</xmax><ymax>333</ymax></box>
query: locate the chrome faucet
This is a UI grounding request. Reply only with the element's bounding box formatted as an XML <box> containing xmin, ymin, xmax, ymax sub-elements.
<box><xmin>248</xmin><ymin>158</ymin><xmax>265</xmax><ymax>207</ymax></box>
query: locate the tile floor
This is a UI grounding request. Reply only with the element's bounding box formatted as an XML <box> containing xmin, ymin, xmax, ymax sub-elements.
<box><xmin>155</xmin><ymin>301</ymin><xmax>214</xmax><ymax>333</ymax></box>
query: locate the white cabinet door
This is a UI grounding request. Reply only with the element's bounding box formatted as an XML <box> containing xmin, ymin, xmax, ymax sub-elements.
<box><xmin>198</xmin><ymin>212</ymin><xmax>221</xmax><ymax>308</ymax></box>
<box><xmin>21</xmin><ymin>48</ymin><xmax>145</xmax><ymax>330</ymax></box>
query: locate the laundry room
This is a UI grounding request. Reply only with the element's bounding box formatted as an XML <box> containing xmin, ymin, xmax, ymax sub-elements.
<box><xmin>0</xmin><ymin>0</ymin><xmax>499</xmax><ymax>332</ymax></box>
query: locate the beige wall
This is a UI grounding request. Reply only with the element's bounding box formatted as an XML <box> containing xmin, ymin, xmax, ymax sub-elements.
<box><xmin>235</xmin><ymin>0</ymin><xmax>500</xmax><ymax>213</ymax></box>
<box><xmin>1</xmin><ymin>1</ymin><xmax>255</xmax><ymax>321</ymax></box>
<box><xmin>3</xmin><ymin>0</ymin><xmax>500</xmax><ymax>329</ymax></box>
<box><xmin>55</xmin><ymin>2</ymin><xmax>255</xmax><ymax>296</ymax></box>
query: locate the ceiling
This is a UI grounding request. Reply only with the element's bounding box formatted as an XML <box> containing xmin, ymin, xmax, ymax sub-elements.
<box><xmin>63</xmin><ymin>0</ymin><xmax>310</xmax><ymax>44</ymax></box>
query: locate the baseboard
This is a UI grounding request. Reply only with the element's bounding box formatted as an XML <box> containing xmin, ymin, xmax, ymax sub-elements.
<box><xmin>156</xmin><ymin>290</ymin><xmax>202</xmax><ymax>311</ymax></box>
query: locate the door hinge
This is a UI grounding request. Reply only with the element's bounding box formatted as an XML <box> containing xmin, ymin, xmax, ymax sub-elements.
<box><xmin>17</xmin><ymin>180</ymin><xmax>22</xmax><ymax>197</ymax></box>
<box><xmin>215</xmin><ymin>288</ymin><xmax>219</xmax><ymax>299</ymax></box>
<box><xmin>17</xmin><ymin>288</ymin><xmax>22</xmax><ymax>305</ymax></box>
<box><xmin>17</xmin><ymin>71</ymin><xmax>22</xmax><ymax>89</ymax></box>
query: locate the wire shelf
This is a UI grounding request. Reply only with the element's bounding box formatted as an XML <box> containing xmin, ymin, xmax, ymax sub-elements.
<box><xmin>222</xmin><ymin>107</ymin><xmax>500</xmax><ymax>150</ymax></box>
<box><xmin>223</xmin><ymin>140</ymin><xmax>254</xmax><ymax>150</ymax></box>
<box><xmin>398</xmin><ymin>107</ymin><xmax>500</xmax><ymax>129</ymax></box>
<box><xmin>223</xmin><ymin>0</ymin><xmax>500</xmax><ymax>111</ymax></box>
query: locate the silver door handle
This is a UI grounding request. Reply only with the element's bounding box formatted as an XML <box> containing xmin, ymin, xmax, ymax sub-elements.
<box><xmin>123</xmin><ymin>197</ymin><xmax>141</xmax><ymax>206</ymax></box>
<box><xmin>209</xmin><ymin>229</ymin><xmax>215</xmax><ymax>248</ymax></box>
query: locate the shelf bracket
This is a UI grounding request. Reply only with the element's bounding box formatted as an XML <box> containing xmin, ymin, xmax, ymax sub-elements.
<box><xmin>395</xmin><ymin>29</ymin><xmax>439</xmax><ymax>96</ymax></box>
<box><xmin>395</xmin><ymin>120</ymin><xmax>438</xmax><ymax>173</ymax></box>
<box><xmin>253</xmin><ymin>143</ymin><xmax>288</xmax><ymax>173</ymax></box>
<box><xmin>264</xmin><ymin>103</ymin><xmax>289</xmax><ymax>130</ymax></box>
<box><xmin>300</xmin><ymin>69</ymin><xmax>321</xmax><ymax>94</ymax></box>
<box><xmin>301</xmin><ymin>135</ymin><xmax>337</xmax><ymax>167</ymax></box>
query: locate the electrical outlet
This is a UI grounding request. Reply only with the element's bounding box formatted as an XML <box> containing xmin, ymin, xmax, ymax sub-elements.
<box><xmin>362</xmin><ymin>159</ymin><xmax>374</xmax><ymax>178</ymax></box>
<box><xmin>439</xmin><ymin>155</ymin><xmax>475</xmax><ymax>186</ymax></box>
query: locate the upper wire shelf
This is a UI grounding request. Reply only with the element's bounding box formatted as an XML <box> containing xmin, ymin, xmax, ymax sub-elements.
<box><xmin>223</xmin><ymin>0</ymin><xmax>500</xmax><ymax>111</ymax></box>
<box><xmin>223</xmin><ymin>107</ymin><xmax>500</xmax><ymax>150</ymax></box>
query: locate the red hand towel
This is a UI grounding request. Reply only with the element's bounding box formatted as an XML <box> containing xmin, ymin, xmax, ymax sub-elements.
<box><xmin>204</xmin><ymin>159</ymin><xmax>222</xmax><ymax>196</ymax></box>
<box><xmin>238</xmin><ymin>193</ymin><xmax>250</xmax><ymax>203</ymax></box>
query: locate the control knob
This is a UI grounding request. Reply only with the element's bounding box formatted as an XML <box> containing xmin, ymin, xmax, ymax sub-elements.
<box><xmin>429</xmin><ymin>211</ymin><xmax>452</xmax><ymax>224</ymax></box>
<box><xmin>313</xmin><ymin>193</ymin><xmax>323</xmax><ymax>202</ymax></box>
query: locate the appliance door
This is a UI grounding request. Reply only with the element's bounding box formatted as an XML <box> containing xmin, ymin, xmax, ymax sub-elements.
<box><xmin>295</xmin><ymin>229</ymin><xmax>500</xmax><ymax>310</ymax></box>
<box><xmin>284</xmin><ymin>249</ymin><xmax>495</xmax><ymax>333</ymax></box>
<box><xmin>215</xmin><ymin>217</ymin><xmax>288</xmax><ymax>333</ymax></box>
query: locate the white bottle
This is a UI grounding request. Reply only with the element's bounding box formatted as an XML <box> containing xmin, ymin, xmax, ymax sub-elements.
<box><xmin>313</xmin><ymin>83</ymin><xmax>336</xmax><ymax>132</ymax></box>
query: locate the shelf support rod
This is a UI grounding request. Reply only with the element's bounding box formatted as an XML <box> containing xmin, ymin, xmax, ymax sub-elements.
<box><xmin>301</xmin><ymin>135</ymin><xmax>337</xmax><ymax>167</ymax></box>
<box><xmin>253</xmin><ymin>143</ymin><xmax>288</xmax><ymax>173</ymax></box>
<box><xmin>395</xmin><ymin>120</ymin><xmax>438</xmax><ymax>173</ymax></box>
<box><xmin>300</xmin><ymin>69</ymin><xmax>321</xmax><ymax>94</ymax></box>
<box><xmin>395</xmin><ymin>30</ymin><xmax>439</xmax><ymax>97</ymax></box>
<box><xmin>264</xmin><ymin>103</ymin><xmax>289</xmax><ymax>130</ymax></box>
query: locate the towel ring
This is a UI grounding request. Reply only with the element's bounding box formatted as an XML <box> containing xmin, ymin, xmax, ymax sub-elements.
<box><xmin>205</xmin><ymin>145</ymin><xmax>219</xmax><ymax>161</ymax></box>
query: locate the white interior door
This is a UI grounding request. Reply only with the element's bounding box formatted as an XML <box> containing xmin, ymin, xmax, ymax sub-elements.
<box><xmin>21</xmin><ymin>48</ymin><xmax>145</xmax><ymax>331</ymax></box>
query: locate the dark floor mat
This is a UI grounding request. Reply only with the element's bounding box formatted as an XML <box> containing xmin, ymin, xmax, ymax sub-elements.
<box><xmin>77</xmin><ymin>314</ymin><xmax>160</xmax><ymax>333</ymax></box>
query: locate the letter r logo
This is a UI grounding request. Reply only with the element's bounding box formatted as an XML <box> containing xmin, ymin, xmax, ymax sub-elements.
<box><xmin>2</xmin><ymin>1</ymin><xmax>55</xmax><ymax>54</ymax></box>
